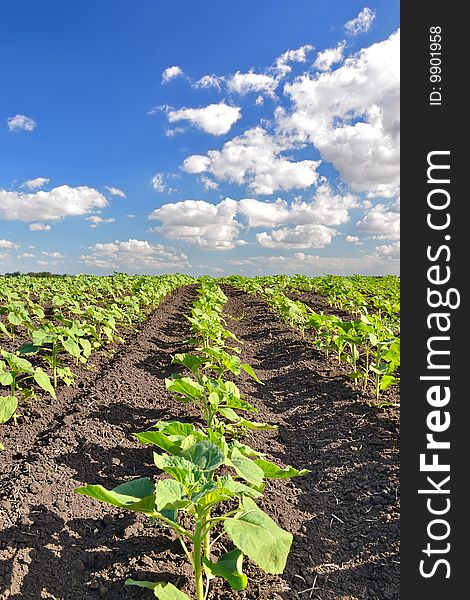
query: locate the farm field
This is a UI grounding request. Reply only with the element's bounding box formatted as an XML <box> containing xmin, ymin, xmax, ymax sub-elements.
<box><xmin>0</xmin><ymin>275</ymin><xmax>399</xmax><ymax>600</ymax></box>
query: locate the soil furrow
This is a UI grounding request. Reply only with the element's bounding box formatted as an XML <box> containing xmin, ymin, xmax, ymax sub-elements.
<box><xmin>221</xmin><ymin>285</ymin><xmax>399</xmax><ymax>600</ymax></box>
<box><xmin>0</xmin><ymin>285</ymin><xmax>198</xmax><ymax>600</ymax></box>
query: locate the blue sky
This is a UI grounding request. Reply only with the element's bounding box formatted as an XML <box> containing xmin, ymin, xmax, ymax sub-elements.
<box><xmin>0</xmin><ymin>0</ymin><xmax>399</xmax><ymax>276</ymax></box>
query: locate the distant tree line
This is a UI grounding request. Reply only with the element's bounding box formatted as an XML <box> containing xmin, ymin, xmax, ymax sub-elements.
<box><xmin>2</xmin><ymin>271</ymin><xmax>65</xmax><ymax>277</ymax></box>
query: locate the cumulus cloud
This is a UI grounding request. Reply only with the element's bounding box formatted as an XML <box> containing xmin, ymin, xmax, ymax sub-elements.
<box><xmin>239</xmin><ymin>184</ymin><xmax>358</xmax><ymax>228</ymax></box>
<box><xmin>227</xmin><ymin>71</ymin><xmax>278</xmax><ymax>98</ymax></box>
<box><xmin>356</xmin><ymin>198</ymin><xmax>400</xmax><ymax>239</ymax></box>
<box><xmin>345</xmin><ymin>7</ymin><xmax>376</xmax><ymax>36</ymax></box>
<box><xmin>18</xmin><ymin>253</ymin><xmax>35</xmax><ymax>259</ymax></box>
<box><xmin>21</xmin><ymin>177</ymin><xmax>50</xmax><ymax>190</ymax></box>
<box><xmin>162</xmin><ymin>65</ymin><xmax>183</xmax><ymax>84</ymax></box>
<box><xmin>86</xmin><ymin>216</ymin><xmax>115</xmax><ymax>228</ymax></box>
<box><xmin>80</xmin><ymin>239</ymin><xmax>189</xmax><ymax>271</ymax></box>
<box><xmin>105</xmin><ymin>186</ymin><xmax>126</xmax><ymax>198</ymax></box>
<box><xmin>256</xmin><ymin>224</ymin><xmax>337</xmax><ymax>249</ymax></box>
<box><xmin>228</xmin><ymin>250</ymin><xmax>399</xmax><ymax>276</ymax></box>
<box><xmin>374</xmin><ymin>240</ymin><xmax>400</xmax><ymax>259</ymax></box>
<box><xmin>182</xmin><ymin>154</ymin><xmax>211</xmax><ymax>174</ymax></box>
<box><xmin>166</xmin><ymin>103</ymin><xmax>241</xmax><ymax>135</ymax></box>
<box><xmin>149</xmin><ymin>198</ymin><xmax>241</xmax><ymax>250</ymax></box>
<box><xmin>200</xmin><ymin>176</ymin><xmax>219</xmax><ymax>190</ymax></box>
<box><xmin>313</xmin><ymin>42</ymin><xmax>346</xmax><ymax>71</ymax></box>
<box><xmin>6</xmin><ymin>114</ymin><xmax>37</xmax><ymax>132</ymax></box>
<box><xmin>345</xmin><ymin>235</ymin><xmax>362</xmax><ymax>245</ymax></box>
<box><xmin>0</xmin><ymin>239</ymin><xmax>20</xmax><ymax>249</ymax></box>
<box><xmin>0</xmin><ymin>185</ymin><xmax>108</xmax><ymax>222</ymax></box>
<box><xmin>29</xmin><ymin>223</ymin><xmax>51</xmax><ymax>231</ymax></box>
<box><xmin>193</xmin><ymin>75</ymin><xmax>224</xmax><ymax>91</ymax></box>
<box><xmin>182</xmin><ymin>127</ymin><xmax>320</xmax><ymax>195</ymax></box>
<box><xmin>274</xmin><ymin>44</ymin><xmax>314</xmax><ymax>77</ymax></box>
<box><xmin>278</xmin><ymin>30</ymin><xmax>400</xmax><ymax>197</ymax></box>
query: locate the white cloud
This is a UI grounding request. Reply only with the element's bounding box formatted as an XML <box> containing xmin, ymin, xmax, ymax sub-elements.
<box><xmin>167</xmin><ymin>103</ymin><xmax>241</xmax><ymax>135</ymax></box>
<box><xmin>356</xmin><ymin>198</ymin><xmax>400</xmax><ymax>240</ymax></box>
<box><xmin>162</xmin><ymin>65</ymin><xmax>183</xmax><ymax>84</ymax></box>
<box><xmin>182</xmin><ymin>127</ymin><xmax>320</xmax><ymax>195</ymax></box>
<box><xmin>239</xmin><ymin>184</ymin><xmax>358</xmax><ymax>228</ymax></box>
<box><xmin>278</xmin><ymin>30</ymin><xmax>400</xmax><ymax>197</ymax></box>
<box><xmin>105</xmin><ymin>186</ymin><xmax>126</xmax><ymax>198</ymax></box>
<box><xmin>182</xmin><ymin>155</ymin><xmax>211</xmax><ymax>174</ymax></box>
<box><xmin>193</xmin><ymin>75</ymin><xmax>224</xmax><ymax>91</ymax></box>
<box><xmin>228</xmin><ymin>250</ymin><xmax>398</xmax><ymax>276</ymax></box>
<box><xmin>274</xmin><ymin>44</ymin><xmax>314</xmax><ymax>77</ymax></box>
<box><xmin>149</xmin><ymin>198</ymin><xmax>241</xmax><ymax>250</ymax></box>
<box><xmin>86</xmin><ymin>216</ymin><xmax>115</xmax><ymax>228</ymax></box>
<box><xmin>42</xmin><ymin>251</ymin><xmax>65</xmax><ymax>259</ymax></box>
<box><xmin>18</xmin><ymin>253</ymin><xmax>35</xmax><ymax>259</ymax></box>
<box><xmin>7</xmin><ymin>114</ymin><xmax>37</xmax><ymax>132</ymax></box>
<box><xmin>0</xmin><ymin>239</ymin><xmax>20</xmax><ymax>249</ymax></box>
<box><xmin>80</xmin><ymin>239</ymin><xmax>189</xmax><ymax>270</ymax></box>
<box><xmin>21</xmin><ymin>177</ymin><xmax>50</xmax><ymax>190</ymax></box>
<box><xmin>151</xmin><ymin>173</ymin><xmax>166</xmax><ymax>192</ymax></box>
<box><xmin>313</xmin><ymin>42</ymin><xmax>346</xmax><ymax>71</ymax></box>
<box><xmin>256</xmin><ymin>224</ymin><xmax>337</xmax><ymax>249</ymax></box>
<box><xmin>345</xmin><ymin>235</ymin><xmax>362</xmax><ymax>245</ymax></box>
<box><xmin>228</xmin><ymin>71</ymin><xmax>278</xmax><ymax>98</ymax></box>
<box><xmin>29</xmin><ymin>223</ymin><xmax>51</xmax><ymax>231</ymax></box>
<box><xmin>165</xmin><ymin>126</ymin><xmax>186</xmax><ymax>137</ymax></box>
<box><xmin>374</xmin><ymin>241</ymin><xmax>400</xmax><ymax>259</ymax></box>
<box><xmin>345</xmin><ymin>7</ymin><xmax>376</xmax><ymax>36</ymax></box>
<box><xmin>200</xmin><ymin>176</ymin><xmax>219</xmax><ymax>190</ymax></box>
<box><xmin>0</xmin><ymin>185</ymin><xmax>108</xmax><ymax>222</ymax></box>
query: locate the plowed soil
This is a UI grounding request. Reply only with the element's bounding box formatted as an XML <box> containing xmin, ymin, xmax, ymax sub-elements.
<box><xmin>0</xmin><ymin>285</ymin><xmax>399</xmax><ymax>600</ymax></box>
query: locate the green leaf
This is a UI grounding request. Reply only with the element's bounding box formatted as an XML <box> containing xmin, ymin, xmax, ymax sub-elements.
<box><xmin>134</xmin><ymin>430</ymin><xmax>180</xmax><ymax>454</ymax></box>
<box><xmin>156</xmin><ymin>420</ymin><xmax>201</xmax><ymax>438</ymax></box>
<box><xmin>126</xmin><ymin>580</ymin><xmax>191</xmax><ymax>600</ymax></box>
<box><xmin>232</xmin><ymin>418</ymin><xmax>277</xmax><ymax>431</ymax></box>
<box><xmin>153</xmin><ymin>453</ymin><xmax>203</xmax><ymax>487</ymax></box>
<box><xmin>182</xmin><ymin>441</ymin><xmax>224</xmax><ymax>472</ymax></box>
<box><xmin>18</xmin><ymin>343</ymin><xmax>39</xmax><ymax>355</ymax></box>
<box><xmin>0</xmin><ymin>369</ymin><xmax>14</xmax><ymax>386</ymax></box>
<box><xmin>165</xmin><ymin>376</ymin><xmax>204</xmax><ymax>401</ymax></box>
<box><xmin>217</xmin><ymin>475</ymin><xmax>262</xmax><ymax>499</ymax></box>
<box><xmin>154</xmin><ymin>479</ymin><xmax>190</xmax><ymax>512</ymax></box>
<box><xmin>380</xmin><ymin>374</ymin><xmax>400</xmax><ymax>390</ymax></box>
<box><xmin>0</xmin><ymin>396</ymin><xmax>18</xmax><ymax>424</ymax></box>
<box><xmin>254</xmin><ymin>458</ymin><xmax>310</xmax><ymax>479</ymax></box>
<box><xmin>224</xmin><ymin>497</ymin><xmax>292</xmax><ymax>574</ymax></box>
<box><xmin>241</xmin><ymin>363</ymin><xmax>263</xmax><ymax>384</ymax></box>
<box><xmin>74</xmin><ymin>477</ymin><xmax>156</xmax><ymax>515</ymax></box>
<box><xmin>33</xmin><ymin>368</ymin><xmax>56</xmax><ymax>398</ymax></box>
<box><xmin>202</xmin><ymin>549</ymin><xmax>248</xmax><ymax>591</ymax></box>
<box><xmin>62</xmin><ymin>337</ymin><xmax>81</xmax><ymax>358</ymax></box>
<box><xmin>218</xmin><ymin>406</ymin><xmax>241</xmax><ymax>423</ymax></box>
<box><xmin>125</xmin><ymin>579</ymin><xmax>159</xmax><ymax>590</ymax></box>
<box><xmin>226</xmin><ymin>448</ymin><xmax>264</xmax><ymax>487</ymax></box>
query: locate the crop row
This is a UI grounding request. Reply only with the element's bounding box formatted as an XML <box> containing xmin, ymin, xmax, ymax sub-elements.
<box><xmin>227</xmin><ymin>274</ymin><xmax>400</xmax><ymax>324</ymax></box>
<box><xmin>223</xmin><ymin>277</ymin><xmax>400</xmax><ymax>403</ymax></box>
<box><xmin>76</xmin><ymin>277</ymin><xmax>309</xmax><ymax>599</ymax></box>
<box><xmin>0</xmin><ymin>274</ymin><xmax>194</xmax><ymax>427</ymax></box>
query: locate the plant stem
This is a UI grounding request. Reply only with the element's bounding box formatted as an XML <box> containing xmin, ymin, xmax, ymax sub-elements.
<box><xmin>193</xmin><ymin>521</ymin><xmax>205</xmax><ymax>600</ymax></box>
<box><xmin>52</xmin><ymin>347</ymin><xmax>57</xmax><ymax>388</ymax></box>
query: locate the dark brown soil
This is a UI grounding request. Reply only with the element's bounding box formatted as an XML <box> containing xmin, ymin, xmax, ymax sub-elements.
<box><xmin>0</xmin><ymin>285</ymin><xmax>399</xmax><ymax>600</ymax></box>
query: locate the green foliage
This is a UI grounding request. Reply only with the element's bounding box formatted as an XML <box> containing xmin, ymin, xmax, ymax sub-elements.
<box><xmin>76</xmin><ymin>421</ymin><xmax>307</xmax><ymax>599</ymax></box>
